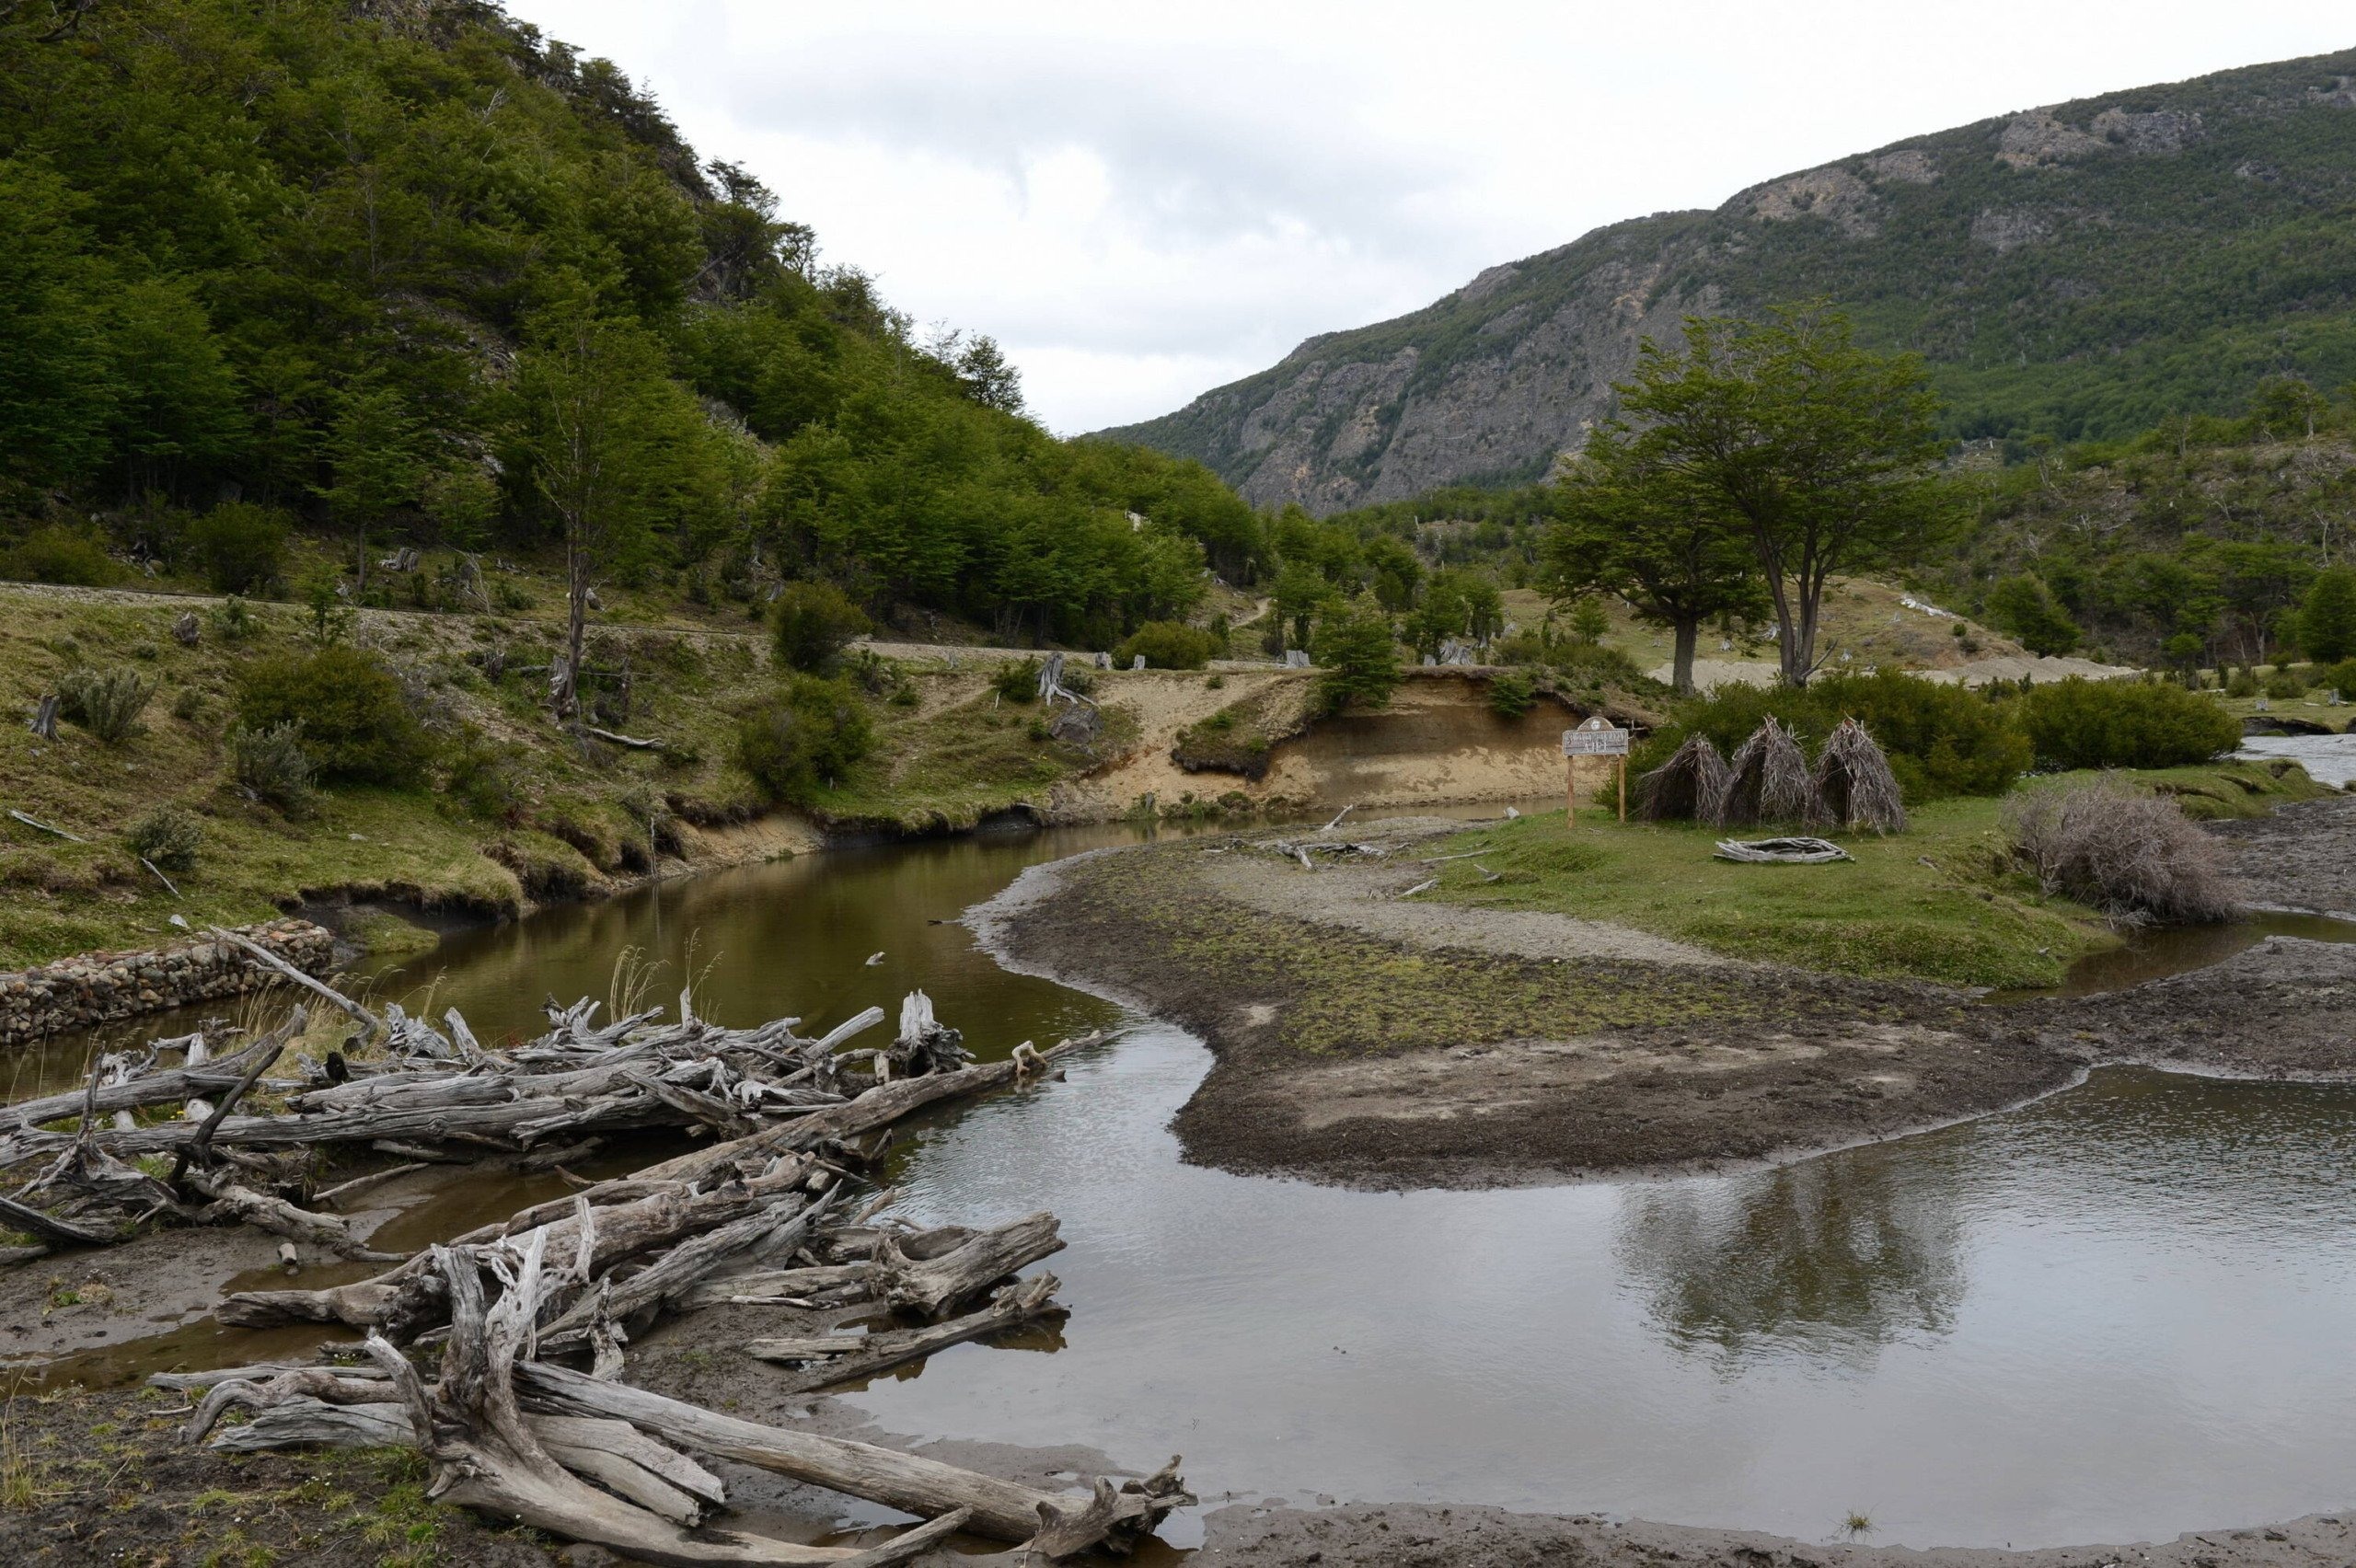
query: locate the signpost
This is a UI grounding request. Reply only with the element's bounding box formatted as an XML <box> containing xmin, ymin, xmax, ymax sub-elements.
<box><xmin>1563</xmin><ymin>717</ymin><xmax>1630</xmax><ymax>823</ymax></box>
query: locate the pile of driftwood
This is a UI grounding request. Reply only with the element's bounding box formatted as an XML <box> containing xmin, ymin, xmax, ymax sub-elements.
<box><xmin>3</xmin><ymin>951</ymin><xmax>1187</xmax><ymax>1562</ymax></box>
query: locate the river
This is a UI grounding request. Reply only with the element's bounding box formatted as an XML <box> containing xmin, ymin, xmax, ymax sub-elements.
<box><xmin>10</xmin><ymin>811</ymin><xmax>2356</xmax><ymax>1553</ymax></box>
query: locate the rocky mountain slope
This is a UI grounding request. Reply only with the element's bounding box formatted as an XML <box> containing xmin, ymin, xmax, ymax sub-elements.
<box><xmin>1105</xmin><ymin>48</ymin><xmax>2356</xmax><ymax>514</ymax></box>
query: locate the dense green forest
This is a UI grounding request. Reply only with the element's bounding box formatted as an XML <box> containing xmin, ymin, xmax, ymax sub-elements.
<box><xmin>0</xmin><ymin>0</ymin><xmax>1262</xmax><ymax>645</ymax></box>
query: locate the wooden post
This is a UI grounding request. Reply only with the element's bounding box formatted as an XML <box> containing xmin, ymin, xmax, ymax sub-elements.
<box><xmin>1617</xmin><ymin>755</ymin><xmax>1627</xmax><ymax>822</ymax></box>
<box><xmin>1565</xmin><ymin>755</ymin><xmax>1576</xmax><ymax>823</ymax></box>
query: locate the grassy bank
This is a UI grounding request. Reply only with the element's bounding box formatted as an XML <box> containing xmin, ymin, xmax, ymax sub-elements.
<box><xmin>1425</xmin><ymin>762</ymin><xmax>2329</xmax><ymax>988</ymax></box>
<box><xmin>0</xmin><ymin>586</ymin><xmax>1122</xmax><ymax>968</ymax></box>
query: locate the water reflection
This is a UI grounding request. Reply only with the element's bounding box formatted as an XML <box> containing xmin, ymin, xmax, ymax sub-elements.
<box><xmin>1617</xmin><ymin>1147</ymin><xmax>1964</xmax><ymax>1368</ymax></box>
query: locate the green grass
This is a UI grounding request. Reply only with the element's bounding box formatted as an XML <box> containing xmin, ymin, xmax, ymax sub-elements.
<box><xmin>1426</xmin><ymin>763</ymin><xmax>2329</xmax><ymax>989</ymax></box>
<box><xmin>805</xmin><ymin>689</ymin><xmax>1136</xmax><ymax>833</ymax></box>
<box><xmin>0</xmin><ymin>577</ymin><xmax>1172</xmax><ymax>963</ymax></box>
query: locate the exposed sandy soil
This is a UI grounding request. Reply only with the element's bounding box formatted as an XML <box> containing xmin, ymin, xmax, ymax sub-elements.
<box><xmin>1195</xmin><ymin>1499</ymin><xmax>2356</xmax><ymax>1567</ymax></box>
<box><xmin>2208</xmin><ymin>793</ymin><xmax>2356</xmax><ymax>917</ymax></box>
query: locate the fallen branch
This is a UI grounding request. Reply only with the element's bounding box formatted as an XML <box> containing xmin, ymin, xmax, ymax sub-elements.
<box><xmin>748</xmin><ymin>1273</ymin><xmax>1062</xmax><ymax>1395</ymax></box>
<box><xmin>7</xmin><ymin>807</ymin><xmax>84</xmax><ymax>842</ymax></box>
<box><xmin>207</xmin><ymin>927</ymin><xmax>385</xmax><ymax>1037</ymax></box>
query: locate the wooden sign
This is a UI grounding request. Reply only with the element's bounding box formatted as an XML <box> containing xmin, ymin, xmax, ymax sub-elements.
<box><xmin>1561</xmin><ymin>722</ymin><xmax>1629</xmax><ymax>756</ymax></box>
<box><xmin>1564</xmin><ymin>718</ymin><xmax>1629</xmax><ymax>822</ymax></box>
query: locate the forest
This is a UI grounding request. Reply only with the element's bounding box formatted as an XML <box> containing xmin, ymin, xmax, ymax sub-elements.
<box><xmin>0</xmin><ymin>0</ymin><xmax>1262</xmax><ymax>648</ymax></box>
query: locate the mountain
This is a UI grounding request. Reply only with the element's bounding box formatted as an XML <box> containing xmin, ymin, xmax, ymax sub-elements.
<box><xmin>1104</xmin><ymin>48</ymin><xmax>2356</xmax><ymax>515</ymax></box>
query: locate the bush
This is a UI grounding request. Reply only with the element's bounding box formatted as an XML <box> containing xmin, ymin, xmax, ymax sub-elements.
<box><xmin>227</xmin><ymin>721</ymin><xmax>315</xmax><ymax>813</ymax></box>
<box><xmin>1647</xmin><ymin>671</ymin><xmax>2027</xmax><ymax>801</ymax></box>
<box><xmin>2005</xmin><ymin>778</ymin><xmax>2235</xmax><ymax>923</ymax></box>
<box><xmin>771</xmin><ymin>581</ymin><xmax>871</xmax><ymax>674</ymax></box>
<box><xmin>2316</xmin><ymin>659</ymin><xmax>2356</xmax><ymax>700</ymax></box>
<box><xmin>187</xmin><ymin>502</ymin><xmax>288</xmax><ymax>594</ymax></box>
<box><xmin>1114</xmin><ymin>621</ymin><xmax>1219</xmax><ymax>671</ymax></box>
<box><xmin>990</xmin><ymin>658</ymin><xmax>1040</xmax><ymax>703</ymax></box>
<box><xmin>208</xmin><ymin>594</ymin><xmax>259</xmax><ymax>641</ymax></box>
<box><xmin>1982</xmin><ymin>574</ymin><xmax>2080</xmax><ymax>656</ymax></box>
<box><xmin>3</xmin><ymin>525</ymin><xmax>119</xmax><ymax>585</ymax></box>
<box><xmin>2010</xmin><ymin>677</ymin><xmax>2240</xmax><ymax>771</ymax></box>
<box><xmin>1311</xmin><ymin>603</ymin><xmax>1400</xmax><ymax>714</ymax></box>
<box><xmin>125</xmin><ymin>805</ymin><xmax>202</xmax><ymax>872</ymax></box>
<box><xmin>2266</xmin><ymin>671</ymin><xmax>2305</xmax><ymax>700</ymax></box>
<box><xmin>59</xmin><ymin>666</ymin><xmax>156</xmax><ymax>744</ymax></box>
<box><xmin>440</xmin><ymin>724</ymin><xmax>523</xmax><ymax>822</ymax></box>
<box><xmin>2225</xmin><ymin>668</ymin><xmax>2259</xmax><ymax>698</ymax></box>
<box><xmin>236</xmin><ymin>646</ymin><xmax>424</xmax><ymax>784</ymax></box>
<box><xmin>733</xmin><ymin>675</ymin><xmax>873</xmax><ymax>804</ymax></box>
<box><xmin>1486</xmin><ymin>669</ymin><xmax>1538</xmax><ymax>718</ymax></box>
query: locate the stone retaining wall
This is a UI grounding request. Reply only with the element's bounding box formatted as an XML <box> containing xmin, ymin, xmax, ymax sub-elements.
<box><xmin>0</xmin><ymin>919</ymin><xmax>337</xmax><ymax>1044</ymax></box>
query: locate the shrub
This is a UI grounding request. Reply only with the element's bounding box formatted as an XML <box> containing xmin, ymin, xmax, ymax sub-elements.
<box><xmin>440</xmin><ymin>725</ymin><xmax>523</xmax><ymax>822</ymax></box>
<box><xmin>2317</xmin><ymin>659</ymin><xmax>2356</xmax><ymax>700</ymax></box>
<box><xmin>170</xmin><ymin>687</ymin><xmax>203</xmax><ymax>722</ymax></box>
<box><xmin>125</xmin><ymin>805</ymin><xmax>202</xmax><ymax>872</ymax></box>
<box><xmin>2005</xmin><ymin>778</ymin><xmax>2235</xmax><ymax>923</ymax></box>
<box><xmin>187</xmin><ymin>502</ymin><xmax>288</xmax><ymax>594</ymax></box>
<box><xmin>2266</xmin><ymin>671</ymin><xmax>2305</xmax><ymax>700</ymax></box>
<box><xmin>3</xmin><ymin>525</ymin><xmax>119</xmax><ymax>585</ymax></box>
<box><xmin>1311</xmin><ymin>603</ymin><xmax>1400</xmax><ymax>714</ymax></box>
<box><xmin>1115</xmin><ymin>621</ymin><xmax>1219</xmax><ymax>671</ymax></box>
<box><xmin>236</xmin><ymin>646</ymin><xmax>424</xmax><ymax>784</ymax></box>
<box><xmin>1485</xmin><ymin>669</ymin><xmax>1538</xmax><ymax>719</ymax></box>
<box><xmin>227</xmin><ymin>721</ymin><xmax>315</xmax><ymax>813</ymax></box>
<box><xmin>2225</xmin><ymin>668</ymin><xmax>2259</xmax><ymax>698</ymax></box>
<box><xmin>2010</xmin><ymin>677</ymin><xmax>2240</xmax><ymax>771</ymax></box>
<box><xmin>208</xmin><ymin>594</ymin><xmax>259</xmax><ymax>641</ymax></box>
<box><xmin>1646</xmin><ymin>671</ymin><xmax>2027</xmax><ymax>802</ymax></box>
<box><xmin>990</xmin><ymin>658</ymin><xmax>1040</xmax><ymax>703</ymax></box>
<box><xmin>733</xmin><ymin>675</ymin><xmax>873</xmax><ymax>804</ymax></box>
<box><xmin>1982</xmin><ymin>574</ymin><xmax>2080</xmax><ymax>656</ymax></box>
<box><xmin>59</xmin><ymin>666</ymin><xmax>156</xmax><ymax>744</ymax></box>
<box><xmin>771</xmin><ymin>581</ymin><xmax>871</xmax><ymax>674</ymax></box>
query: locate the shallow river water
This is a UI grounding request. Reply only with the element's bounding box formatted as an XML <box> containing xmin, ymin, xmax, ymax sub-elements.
<box><xmin>15</xmin><ymin>811</ymin><xmax>2356</xmax><ymax>1552</ymax></box>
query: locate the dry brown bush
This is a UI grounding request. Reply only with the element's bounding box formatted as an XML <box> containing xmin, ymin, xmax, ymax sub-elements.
<box><xmin>2004</xmin><ymin>776</ymin><xmax>2236</xmax><ymax>923</ymax></box>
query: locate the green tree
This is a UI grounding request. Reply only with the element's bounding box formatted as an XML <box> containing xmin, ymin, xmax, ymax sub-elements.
<box><xmin>1611</xmin><ymin>305</ymin><xmax>1949</xmax><ymax>687</ymax></box>
<box><xmin>2300</xmin><ymin>566</ymin><xmax>2356</xmax><ymax>664</ymax></box>
<box><xmin>1983</xmin><ymin>574</ymin><xmax>2081</xmax><ymax>657</ymax></box>
<box><xmin>1270</xmin><ymin>561</ymin><xmax>1334</xmax><ymax>653</ymax></box>
<box><xmin>1546</xmin><ymin>430</ymin><xmax>1766</xmax><ymax>694</ymax></box>
<box><xmin>320</xmin><ymin>380</ymin><xmax>423</xmax><ymax>594</ymax></box>
<box><xmin>1311</xmin><ymin>601</ymin><xmax>1400</xmax><ymax>713</ymax></box>
<box><xmin>512</xmin><ymin>304</ymin><xmax>699</xmax><ymax>719</ymax></box>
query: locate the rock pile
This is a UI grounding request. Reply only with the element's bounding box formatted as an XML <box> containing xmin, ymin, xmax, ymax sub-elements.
<box><xmin>0</xmin><ymin>918</ymin><xmax>334</xmax><ymax>1044</ymax></box>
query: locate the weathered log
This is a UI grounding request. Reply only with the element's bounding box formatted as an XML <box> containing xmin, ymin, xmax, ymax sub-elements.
<box><xmin>517</xmin><ymin>1362</ymin><xmax>1187</xmax><ymax>1551</ymax></box>
<box><xmin>206</xmin><ymin>926</ymin><xmax>385</xmax><ymax>1037</ymax></box>
<box><xmin>0</xmin><ymin>1192</ymin><xmax>117</xmax><ymax>1248</ymax></box>
<box><xmin>4</xmin><ymin>1037</ymin><xmax>281</xmax><ymax>1133</ymax></box>
<box><xmin>678</xmin><ymin>1262</ymin><xmax>871</xmax><ymax>1310</ymax></box>
<box><xmin>184</xmin><ymin>1168</ymin><xmax>399</xmax><ymax>1262</ymax></box>
<box><xmin>873</xmin><ymin>1213</ymin><xmax>1063</xmax><ymax>1320</ymax></box>
<box><xmin>748</xmin><ymin>1273</ymin><xmax>1062</xmax><ymax>1395</ymax></box>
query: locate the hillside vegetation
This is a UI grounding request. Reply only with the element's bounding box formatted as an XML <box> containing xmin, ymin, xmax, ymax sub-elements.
<box><xmin>0</xmin><ymin>0</ymin><xmax>1260</xmax><ymax>642</ymax></box>
<box><xmin>1108</xmin><ymin>48</ymin><xmax>2356</xmax><ymax>513</ymax></box>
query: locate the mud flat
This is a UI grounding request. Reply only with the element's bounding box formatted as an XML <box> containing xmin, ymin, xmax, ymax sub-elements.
<box><xmin>973</xmin><ymin>812</ymin><xmax>2356</xmax><ymax>1186</ymax></box>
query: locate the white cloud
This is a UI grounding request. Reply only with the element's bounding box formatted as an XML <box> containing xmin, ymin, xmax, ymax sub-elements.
<box><xmin>507</xmin><ymin>1</ymin><xmax>2356</xmax><ymax>434</ymax></box>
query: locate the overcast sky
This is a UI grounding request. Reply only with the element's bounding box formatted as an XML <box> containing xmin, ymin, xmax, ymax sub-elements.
<box><xmin>508</xmin><ymin>3</ymin><xmax>2354</xmax><ymax>436</ymax></box>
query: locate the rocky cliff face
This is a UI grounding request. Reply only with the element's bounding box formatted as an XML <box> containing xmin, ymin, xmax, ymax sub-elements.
<box><xmin>1105</xmin><ymin>50</ymin><xmax>2356</xmax><ymax>515</ymax></box>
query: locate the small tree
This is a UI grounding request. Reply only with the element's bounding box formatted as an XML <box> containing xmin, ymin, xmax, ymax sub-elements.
<box><xmin>1311</xmin><ymin>602</ymin><xmax>1399</xmax><ymax>713</ymax></box>
<box><xmin>320</xmin><ymin>380</ymin><xmax>423</xmax><ymax>594</ymax></box>
<box><xmin>771</xmin><ymin>580</ymin><xmax>871</xmax><ymax>674</ymax></box>
<box><xmin>1611</xmin><ymin>305</ymin><xmax>1950</xmax><ymax>687</ymax></box>
<box><xmin>2300</xmin><ymin>566</ymin><xmax>2356</xmax><ymax>664</ymax></box>
<box><xmin>1983</xmin><ymin>574</ymin><xmax>2081</xmax><ymax>657</ymax></box>
<box><xmin>1270</xmin><ymin>561</ymin><xmax>1333</xmax><ymax>654</ymax></box>
<box><xmin>512</xmin><ymin>303</ymin><xmax>708</xmax><ymax>721</ymax></box>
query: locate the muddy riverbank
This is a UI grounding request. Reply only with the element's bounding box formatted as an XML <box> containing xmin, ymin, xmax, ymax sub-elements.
<box><xmin>974</xmin><ymin>805</ymin><xmax>2356</xmax><ymax>1188</ymax></box>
